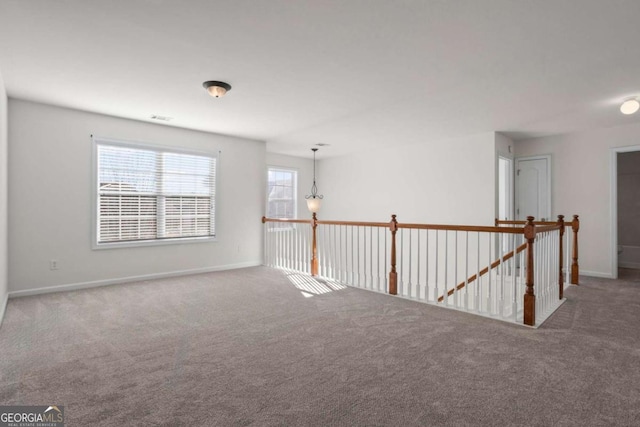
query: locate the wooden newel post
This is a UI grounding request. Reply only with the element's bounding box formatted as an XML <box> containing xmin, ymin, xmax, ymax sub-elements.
<box><xmin>571</xmin><ymin>215</ymin><xmax>579</xmax><ymax>285</ymax></box>
<box><xmin>524</xmin><ymin>216</ymin><xmax>536</xmax><ymax>326</ymax></box>
<box><xmin>389</xmin><ymin>214</ymin><xmax>398</xmax><ymax>295</ymax></box>
<box><xmin>311</xmin><ymin>213</ymin><xmax>318</xmax><ymax>277</ymax></box>
<box><xmin>557</xmin><ymin>215</ymin><xmax>565</xmax><ymax>300</ymax></box>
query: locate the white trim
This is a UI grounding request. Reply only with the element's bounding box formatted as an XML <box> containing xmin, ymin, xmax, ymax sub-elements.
<box><xmin>0</xmin><ymin>292</ymin><xmax>8</xmax><ymax>329</ymax></box>
<box><xmin>91</xmin><ymin>136</ymin><xmax>220</xmax><ymax>249</ymax></box>
<box><xmin>91</xmin><ymin>135</ymin><xmax>98</xmax><ymax>248</ymax></box>
<box><xmin>8</xmin><ymin>261</ymin><xmax>261</xmax><ymax>298</ymax></box>
<box><xmin>580</xmin><ymin>269</ymin><xmax>615</xmax><ymax>279</ymax></box>
<box><xmin>514</xmin><ymin>154</ymin><xmax>552</xmax><ymax>221</ymax></box>
<box><xmin>610</xmin><ymin>145</ymin><xmax>640</xmax><ymax>280</ymax></box>
<box><xmin>93</xmin><ymin>235</ymin><xmax>217</xmax><ymax>250</ymax></box>
<box><xmin>496</xmin><ymin>155</ymin><xmax>514</xmax><ymax>221</ymax></box>
<box><xmin>618</xmin><ymin>244</ymin><xmax>640</xmax><ymax>269</ymax></box>
<box><xmin>212</xmin><ymin>149</ymin><xmax>221</xmax><ymax>241</ymax></box>
<box><xmin>267</xmin><ymin>164</ymin><xmax>300</xmax><ymax>172</ymax></box>
<box><xmin>91</xmin><ymin>135</ymin><xmax>220</xmax><ymax>158</ymax></box>
<box><xmin>619</xmin><ymin>262</ymin><xmax>640</xmax><ymax>270</ymax></box>
<box><xmin>266</xmin><ymin>165</ymin><xmax>298</xmax><ymax>220</ymax></box>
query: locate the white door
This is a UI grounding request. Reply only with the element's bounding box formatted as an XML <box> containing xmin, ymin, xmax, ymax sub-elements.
<box><xmin>516</xmin><ymin>156</ymin><xmax>550</xmax><ymax>222</ymax></box>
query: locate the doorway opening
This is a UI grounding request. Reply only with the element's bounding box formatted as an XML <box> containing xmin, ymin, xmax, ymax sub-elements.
<box><xmin>613</xmin><ymin>148</ymin><xmax>640</xmax><ymax>279</ymax></box>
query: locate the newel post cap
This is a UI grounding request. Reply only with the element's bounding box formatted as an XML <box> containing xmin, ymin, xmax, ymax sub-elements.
<box><xmin>524</xmin><ymin>216</ymin><xmax>536</xmax><ymax>240</ymax></box>
<box><xmin>390</xmin><ymin>214</ymin><xmax>398</xmax><ymax>232</ymax></box>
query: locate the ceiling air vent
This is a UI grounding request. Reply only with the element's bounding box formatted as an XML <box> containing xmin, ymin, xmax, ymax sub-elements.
<box><xmin>150</xmin><ymin>115</ymin><xmax>172</xmax><ymax>122</ymax></box>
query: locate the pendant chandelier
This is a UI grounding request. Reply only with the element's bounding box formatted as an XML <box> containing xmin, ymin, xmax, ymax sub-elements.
<box><xmin>305</xmin><ymin>148</ymin><xmax>323</xmax><ymax>213</ymax></box>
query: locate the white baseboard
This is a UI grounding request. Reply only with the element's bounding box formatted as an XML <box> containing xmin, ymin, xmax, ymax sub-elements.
<box><xmin>618</xmin><ymin>261</ymin><xmax>640</xmax><ymax>269</ymax></box>
<box><xmin>0</xmin><ymin>292</ymin><xmax>8</xmax><ymax>329</ymax></box>
<box><xmin>580</xmin><ymin>270</ymin><xmax>615</xmax><ymax>279</ymax></box>
<box><xmin>8</xmin><ymin>261</ymin><xmax>262</xmax><ymax>299</ymax></box>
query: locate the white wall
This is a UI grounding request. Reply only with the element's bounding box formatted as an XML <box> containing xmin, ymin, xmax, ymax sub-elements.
<box><xmin>8</xmin><ymin>100</ymin><xmax>266</xmax><ymax>295</ymax></box>
<box><xmin>265</xmin><ymin>153</ymin><xmax>314</xmax><ymax>219</ymax></box>
<box><xmin>515</xmin><ymin>121</ymin><xmax>640</xmax><ymax>278</ymax></box>
<box><xmin>0</xmin><ymin>71</ymin><xmax>8</xmax><ymax>325</ymax></box>
<box><xmin>495</xmin><ymin>133</ymin><xmax>514</xmax><ymax>160</ymax></box>
<box><xmin>317</xmin><ymin>132</ymin><xmax>497</xmax><ymax>225</ymax></box>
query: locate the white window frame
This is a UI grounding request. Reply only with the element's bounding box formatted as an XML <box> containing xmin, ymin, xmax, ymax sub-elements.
<box><xmin>91</xmin><ymin>136</ymin><xmax>219</xmax><ymax>249</ymax></box>
<box><xmin>266</xmin><ymin>166</ymin><xmax>298</xmax><ymax>228</ymax></box>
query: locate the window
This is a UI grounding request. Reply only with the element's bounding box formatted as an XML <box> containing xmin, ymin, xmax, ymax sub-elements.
<box><xmin>267</xmin><ymin>167</ymin><xmax>297</xmax><ymax>223</ymax></box>
<box><xmin>93</xmin><ymin>137</ymin><xmax>217</xmax><ymax>247</ymax></box>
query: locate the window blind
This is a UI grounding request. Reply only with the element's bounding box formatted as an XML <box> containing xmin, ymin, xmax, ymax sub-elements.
<box><xmin>96</xmin><ymin>140</ymin><xmax>217</xmax><ymax>245</ymax></box>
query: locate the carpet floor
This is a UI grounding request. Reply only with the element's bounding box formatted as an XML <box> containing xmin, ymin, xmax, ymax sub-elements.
<box><xmin>0</xmin><ymin>266</ymin><xmax>639</xmax><ymax>426</ymax></box>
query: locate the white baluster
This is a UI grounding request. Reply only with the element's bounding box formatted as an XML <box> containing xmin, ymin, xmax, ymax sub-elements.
<box><xmin>435</xmin><ymin>230</ymin><xmax>439</xmax><ymax>304</ymax></box>
<box><xmin>476</xmin><ymin>232</ymin><xmax>481</xmax><ymax>313</ymax></box>
<box><xmin>488</xmin><ymin>232</ymin><xmax>492</xmax><ymax>313</ymax></box>
<box><xmin>417</xmin><ymin>230</ymin><xmax>421</xmax><ymax>300</ymax></box>
<box><xmin>443</xmin><ymin>231</ymin><xmax>449</xmax><ymax>307</ymax></box>
<box><xmin>465</xmin><ymin>231</ymin><xmax>469</xmax><ymax>311</ymax></box>
<box><xmin>426</xmin><ymin>229</ymin><xmax>430</xmax><ymax>302</ymax></box>
<box><xmin>454</xmin><ymin>231</ymin><xmax>458</xmax><ymax>308</ymax></box>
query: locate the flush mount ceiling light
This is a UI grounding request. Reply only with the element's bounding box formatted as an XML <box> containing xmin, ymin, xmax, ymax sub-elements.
<box><xmin>620</xmin><ymin>97</ymin><xmax>640</xmax><ymax>115</ymax></box>
<box><xmin>203</xmin><ymin>81</ymin><xmax>232</xmax><ymax>98</ymax></box>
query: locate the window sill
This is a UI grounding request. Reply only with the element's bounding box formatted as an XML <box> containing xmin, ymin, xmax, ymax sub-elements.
<box><xmin>92</xmin><ymin>235</ymin><xmax>217</xmax><ymax>250</ymax></box>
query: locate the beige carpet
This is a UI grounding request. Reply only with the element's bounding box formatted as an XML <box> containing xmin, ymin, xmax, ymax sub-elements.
<box><xmin>0</xmin><ymin>266</ymin><xmax>639</xmax><ymax>426</ymax></box>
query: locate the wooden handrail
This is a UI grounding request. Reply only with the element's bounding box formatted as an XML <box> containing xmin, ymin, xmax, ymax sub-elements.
<box><xmin>263</xmin><ymin>213</ymin><xmax>571</xmax><ymax>326</ymax></box>
<box><xmin>495</xmin><ymin>219</ymin><xmax>557</xmax><ymax>226</ymax></box>
<box><xmin>398</xmin><ymin>223</ymin><xmax>525</xmax><ymax>234</ymax></box>
<box><xmin>263</xmin><ymin>216</ymin><xmax>551</xmax><ymax>234</ymax></box>
<box><xmin>496</xmin><ymin>215</ymin><xmax>580</xmax><ymax>285</ymax></box>
<box><xmin>495</xmin><ymin>218</ymin><xmax>576</xmax><ymax>229</ymax></box>
<box><xmin>437</xmin><ymin>242</ymin><xmax>528</xmax><ymax>302</ymax></box>
<box><xmin>262</xmin><ymin>217</ymin><xmax>312</xmax><ymax>224</ymax></box>
<box><xmin>317</xmin><ymin>219</ymin><xmax>391</xmax><ymax>228</ymax></box>
<box><xmin>533</xmin><ymin>224</ymin><xmax>561</xmax><ymax>233</ymax></box>
<box><xmin>263</xmin><ymin>216</ymin><xmax>397</xmax><ymax>228</ymax></box>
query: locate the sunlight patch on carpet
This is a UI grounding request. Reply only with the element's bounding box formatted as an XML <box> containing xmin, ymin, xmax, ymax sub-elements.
<box><xmin>282</xmin><ymin>270</ymin><xmax>347</xmax><ymax>297</ymax></box>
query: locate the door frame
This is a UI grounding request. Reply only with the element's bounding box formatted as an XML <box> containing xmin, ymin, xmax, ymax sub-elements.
<box><xmin>497</xmin><ymin>155</ymin><xmax>514</xmax><ymax>221</ymax></box>
<box><xmin>515</xmin><ymin>154</ymin><xmax>552</xmax><ymax>221</ymax></box>
<box><xmin>610</xmin><ymin>145</ymin><xmax>640</xmax><ymax>279</ymax></box>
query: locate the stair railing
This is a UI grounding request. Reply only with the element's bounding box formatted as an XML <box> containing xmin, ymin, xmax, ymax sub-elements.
<box><xmin>262</xmin><ymin>214</ymin><xmax>575</xmax><ymax>327</ymax></box>
<box><xmin>495</xmin><ymin>215</ymin><xmax>579</xmax><ymax>285</ymax></box>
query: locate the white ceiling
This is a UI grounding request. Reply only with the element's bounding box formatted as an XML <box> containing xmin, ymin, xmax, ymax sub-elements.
<box><xmin>1</xmin><ymin>0</ymin><xmax>640</xmax><ymax>159</ymax></box>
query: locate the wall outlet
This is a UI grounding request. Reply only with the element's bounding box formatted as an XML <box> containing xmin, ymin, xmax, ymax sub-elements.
<box><xmin>49</xmin><ymin>260</ymin><xmax>59</xmax><ymax>270</ymax></box>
